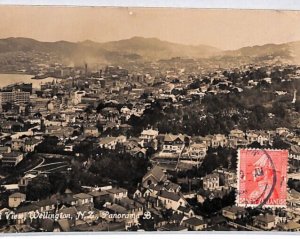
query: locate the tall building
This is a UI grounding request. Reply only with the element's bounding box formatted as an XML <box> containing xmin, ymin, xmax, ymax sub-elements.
<box><xmin>0</xmin><ymin>91</ymin><xmax>30</xmax><ymax>105</ymax></box>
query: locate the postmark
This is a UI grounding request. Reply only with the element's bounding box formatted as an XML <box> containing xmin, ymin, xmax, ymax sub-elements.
<box><xmin>237</xmin><ymin>149</ymin><xmax>288</xmax><ymax>208</ymax></box>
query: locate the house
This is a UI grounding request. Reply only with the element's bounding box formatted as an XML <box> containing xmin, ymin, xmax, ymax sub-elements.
<box><xmin>287</xmin><ymin>189</ymin><xmax>300</xmax><ymax>208</ymax></box>
<box><xmin>0</xmin><ymin>146</ymin><xmax>11</xmax><ymax>154</ymax></box>
<box><xmin>73</xmin><ymin>193</ymin><xmax>93</xmax><ymax>206</ymax></box>
<box><xmin>145</xmin><ymin>184</ymin><xmax>164</xmax><ymax>197</ymax></box>
<box><xmin>200</xmin><ymin>135</ymin><xmax>213</xmax><ymax>147</ymax></box>
<box><xmin>158</xmin><ymin>223</ymin><xmax>188</xmax><ymax>231</ymax></box>
<box><xmin>164</xmin><ymin>181</ymin><xmax>181</xmax><ymax>193</ymax></box>
<box><xmin>187</xmin><ymin>143</ymin><xmax>207</xmax><ymax>160</ymax></box>
<box><xmin>11</xmin><ymin>139</ymin><xmax>24</xmax><ymax>151</ymax></box>
<box><xmin>256</xmin><ymin>131</ymin><xmax>270</xmax><ymax>146</ymax></box>
<box><xmin>129</xmin><ymin>147</ymin><xmax>147</xmax><ymax>159</ymax></box>
<box><xmin>169</xmin><ymin>212</ymin><xmax>188</xmax><ymax>225</ymax></box>
<box><xmin>276</xmin><ymin>127</ymin><xmax>289</xmax><ymax>136</ymax></box>
<box><xmin>142</xmin><ymin>165</ymin><xmax>167</xmax><ymax>187</ymax></box>
<box><xmin>45</xmin><ymin>126</ymin><xmax>74</xmax><ymax>138</ymax></box>
<box><xmin>229</xmin><ymin>129</ymin><xmax>244</xmax><ymax>139</ymax></box>
<box><xmin>99</xmin><ymin>137</ymin><xmax>118</xmax><ymax>150</ymax></box>
<box><xmin>157</xmin><ymin>191</ymin><xmax>187</xmax><ymax>210</ymax></box>
<box><xmin>182</xmin><ymin>217</ymin><xmax>207</xmax><ymax>231</ymax></box>
<box><xmin>163</xmin><ymin>133</ymin><xmax>188</xmax><ymax>153</ymax></box>
<box><xmin>176</xmin><ymin>206</ymin><xmax>195</xmax><ymax>218</ymax></box>
<box><xmin>202</xmin><ymin>173</ymin><xmax>220</xmax><ymax>191</ymax></box>
<box><xmin>290</xmin><ymin>145</ymin><xmax>300</xmax><ymax>162</ymax></box>
<box><xmin>211</xmin><ymin>134</ymin><xmax>227</xmax><ymax>148</ymax></box>
<box><xmin>2</xmin><ymin>151</ymin><xmax>24</xmax><ymax>167</ymax></box>
<box><xmin>24</xmin><ymin>138</ymin><xmax>42</xmax><ymax>152</ymax></box>
<box><xmin>222</xmin><ymin>205</ymin><xmax>246</xmax><ymax>220</ymax></box>
<box><xmin>33</xmin><ymin>199</ymin><xmax>56</xmax><ymax>212</ymax></box>
<box><xmin>83</xmin><ymin>126</ymin><xmax>99</xmax><ymax>137</ymax></box>
<box><xmin>254</xmin><ymin>214</ymin><xmax>276</xmax><ymax>230</ymax></box>
<box><xmin>140</xmin><ymin>128</ymin><xmax>159</xmax><ymax>148</ymax></box>
<box><xmin>99</xmin><ymin>135</ymin><xmax>126</xmax><ymax>150</ymax></box>
<box><xmin>107</xmin><ymin>187</ymin><xmax>128</xmax><ymax>203</ymax></box>
<box><xmin>277</xmin><ymin>221</ymin><xmax>300</xmax><ymax>232</ymax></box>
<box><xmin>214</xmin><ymin>169</ymin><xmax>236</xmax><ymax>188</ymax></box>
<box><xmin>246</xmin><ymin>131</ymin><xmax>259</xmax><ymax>144</ymax></box>
<box><xmin>88</xmin><ymin>191</ymin><xmax>110</xmax><ymax>206</ymax></box>
<box><xmin>118</xmin><ymin>198</ymin><xmax>144</xmax><ymax>228</ymax></box>
<box><xmin>8</xmin><ymin>192</ymin><xmax>26</xmax><ymax>208</ymax></box>
<box><xmin>18</xmin><ymin>173</ymin><xmax>37</xmax><ymax>191</ymax></box>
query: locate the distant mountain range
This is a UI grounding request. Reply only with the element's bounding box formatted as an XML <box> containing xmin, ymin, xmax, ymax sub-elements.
<box><xmin>0</xmin><ymin>36</ymin><xmax>300</xmax><ymax>65</ymax></box>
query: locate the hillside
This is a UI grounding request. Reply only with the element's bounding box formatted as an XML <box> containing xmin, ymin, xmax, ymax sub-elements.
<box><xmin>0</xmin><ymin>37</ymin><xmax>220</xmax><ymax>65</ymax></box>
<box><xmin>1</xmin><ymin>37</ymin><xmax>300</xmax><ymax>66</ymax></box>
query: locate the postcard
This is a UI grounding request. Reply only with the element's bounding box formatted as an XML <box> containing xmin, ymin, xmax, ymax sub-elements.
<box><xmin>0</xmin><ymin>5</ymin><xmax>299</xmax><ymax>233</ymax></box>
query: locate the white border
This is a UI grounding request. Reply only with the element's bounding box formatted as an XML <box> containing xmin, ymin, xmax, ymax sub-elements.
<box><xmin>0</xmin><ymin>0</ymin><xmax>299</xmax><ymax>10</ymax></box>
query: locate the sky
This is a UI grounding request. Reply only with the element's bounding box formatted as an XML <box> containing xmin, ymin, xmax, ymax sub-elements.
<box><xmin>0</xmin><ymin>6</ymin><xmax>300</xmax><ymax>50</ymax></box>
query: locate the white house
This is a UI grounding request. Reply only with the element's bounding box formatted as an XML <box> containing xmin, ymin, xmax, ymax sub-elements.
<box><xmin>202</xmin><ymin>173</ymin><xmax>220</xmax><ymax>191</ymax></box>
<box><xmin>211</xmin><ymin>134</ymin><xmax>227</xmax><ymax>148</ymax></box>
<box><xmin>139</xmin><ymin>128</ymin><xmax>159</xmax><ymax>148</ymax></box>
<box><xmin>187</xmin><ymin>143</ymin><xmax>207</xmax><ymax>160</ymax></box>
<box><xmin>157</xmin><ymin>191</ymin><xmax>187</xmax><ymax>210</ymax></box>
<box><xmin>73</xmin><ymin>193</ymin><xmax>94</xmax><ymax>206</ymax></box>
<box><xmin>163</xmin><ymin>133</ymin><xmax>187</xmax><ymax>153</ymax></box>
<box><xmin>107</xmin><ymin>187</ymin><xmax>128</xmax><ymax>203</ymax></box>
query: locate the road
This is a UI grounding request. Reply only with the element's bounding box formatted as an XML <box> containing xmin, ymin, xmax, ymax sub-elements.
<box><xmin>25</xmin><ymin>157</ymin><xmax>45</xmax><ymax>174</ymax></box>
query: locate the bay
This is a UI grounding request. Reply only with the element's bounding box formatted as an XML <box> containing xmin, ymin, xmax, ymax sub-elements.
<box><xmin>0</xmin><ymin>74</ymin><xmax>59</xmax><ymax>90</ymax></box>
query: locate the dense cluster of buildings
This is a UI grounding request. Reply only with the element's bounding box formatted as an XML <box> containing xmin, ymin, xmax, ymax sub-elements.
<box><xmin>0</xmin><ymin>62</ymin><xmax>299</xmax><ymax>232</ymax></box>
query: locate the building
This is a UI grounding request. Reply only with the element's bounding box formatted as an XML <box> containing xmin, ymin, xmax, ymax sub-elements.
<box><xmin>202</xmin><ymin>173</ymin><xmax>220</xmax><ymax>191</ymax></box>
<box><xmin>229</xmin><ymin>129</ymin><xmax>244</xmax><ymax>139</ymax></box>
<box><xmin>182</xmin><ymin>217</ymin><xmax>207</xmax><ymax>231</ymax></box>
<box><xmin>157</xmin><ymin>191</ymin><xmax>187</xmax><ymax>210</ymax></box>
<box><xmin>211</xmin><ymin>134</ymin><xmax>227</xmax><ymax>148</ymax></box>
<box><xmin>73</xmin><ymin>193</ymin><xmax>93</xmax><ymax>206</ymax></box>
<box><xmin>99</xmin><ymin>136</ymin><xmax>126</xmax><ymax>150</ymax></box>
<box><xmin>140</xmin><ymin>128</ymin><xmax>159</xmax><ymax>148</ymax></box>
<box><xmin>0</xmin><ymin>91</ymin><xmax>30</xmax><ymax>104</ymax></box>
<box><xmin>254</xmin><ymin>214</ymin><xmax>276</xmax><ymax>230</ymax></box>
<box><xmin>187</xmin><ymin>143</ymin><xmax>207</xmax><ymax>160</ymax></box>
<box><xmin>0</xmin><ymin>146</ymin><xmax>11</xmax><ymax>154</ymax></box>
<box><xmin>107</xmin><ymin>187</ymin><xmax>128</xmax><ymax>203</ymax></box>
<box><xmin>277</xmin><ymin>221</ymin><xmax>300</xmax><ymax>232</ymax></box>
<box><xmin>24</xmin><ymin>138</ymin><xmax>42</xmax><ymax>152</ymax></box>
<box><xmin>84</xmin><ymin>126</ymin><xmax>99</xmax><ymax>137</ymax></box>
<box><xmin>222</xmin><ymin>205</ymin><xmax>246</xmax><ymax>220</ymax></box>
<box><xmin>11</xmin><ymin>139</ymin><xmax>24</xmax><ymax>151</ymax></box>
<box><xmin>142</xmin><ymin>165</ymin><xmax>167</xmax><ymax>187</ymax></box>
<box><xmin>2</xmin><ymin>151</ymin><xmax>24</xmax><ymax>167</ymax></box>
<box><xmin>290</xmin><ymin>145</ymin><xmax>300</xmax><ymax>163</ymax></box>
<box><xmin>163</xmin><ymin>133</ymin><xmax>187</xmax><ymax>153</ymax></box>
<box><xmin>8</xmin><ymin>192</ymin><xmax>26</xmax><ymax>208</ymax></box>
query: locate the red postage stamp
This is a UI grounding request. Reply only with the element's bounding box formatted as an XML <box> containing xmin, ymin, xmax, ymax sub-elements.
<box><xmin>237</xmin><ymin>149</ymin><xmax>288</xmax><ymax>208</ymax></box>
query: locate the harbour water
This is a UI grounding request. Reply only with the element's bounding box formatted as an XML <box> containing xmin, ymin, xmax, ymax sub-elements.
<box><xmin>0</xmin><ymin>74</ymin><xmax>58</xmax><ymax>89</ymax></box>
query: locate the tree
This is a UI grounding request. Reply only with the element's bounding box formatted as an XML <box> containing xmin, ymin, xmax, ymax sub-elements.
<box><xmin>272</xmin><ymin>101</ymin><xmax>286</xmax><ymax>119</ymax></box>
<box><xmin>35</xmin><ymin>136</ymin><xmax>61</xmax><ymax>154</ymax></box>
<box><xmin>27</xmin><ymin>176</ymin><xmax>52</xmax><ymax>200</ymax></box>
<box><xmin>49</xmin><ymin>172</ymin><xmax>68</xmax><ymax>194</ymax></box>
<box><xmin>273</xmin><ymin>137</ymin><xmax>290</xmax><ymax>149</ymax></box>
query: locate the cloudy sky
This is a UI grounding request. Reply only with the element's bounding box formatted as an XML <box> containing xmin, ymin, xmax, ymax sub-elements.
<box><xmin>0</xmin><ymin>6</ymin><xmax>300</xmax><ymax>50</ymax></box>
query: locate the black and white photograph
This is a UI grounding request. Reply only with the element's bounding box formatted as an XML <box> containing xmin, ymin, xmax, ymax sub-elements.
<box><xmin>0</xmin><ymin>5</ymin><xmax>299</xmax><ymax>233</ymax></box>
